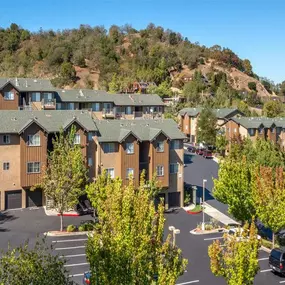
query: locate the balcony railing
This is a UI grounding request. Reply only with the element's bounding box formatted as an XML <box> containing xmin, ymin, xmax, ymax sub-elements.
<box><xmin>102</xmin><ymin>108</ymin><xmax>116</xmax><ymax>118</ymax></box>
<box><xmin>41</xmin><ymin>98</ymin><xmax>56</xmax><ymax>109</ymax></box>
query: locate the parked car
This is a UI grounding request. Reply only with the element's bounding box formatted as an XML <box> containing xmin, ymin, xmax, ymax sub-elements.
<box><xmin>83</xmin><ymin>271</ymin><xmax>91</xmax><ymax>284</ymax></box>
<box><xmin>203</xmin><ymin>150</ymin><xmax>213</xmax><ymax>159</ymax></box>
<box><xmin>225</xmin><ymin>227</ymin><xmax>261</xmax><ymax>242</ymax></box>
<box><xmin>187</xmin><ymin>146</ymin><xmax>196</xmax><ymax>153</ymax></box>
<box><xmin>74</xmin><ymin>195</ymin><xmax>94</xmax><ymax>216</ymax></box>
<box><xmin>196</xmin><ymin>148</ymin><xmax>205</xmax><ymax>155</ymax></box>
<box><xmin>269</xmin><ymin>248</ymin><xmax>285</xmax><ymax>274</ymax></box>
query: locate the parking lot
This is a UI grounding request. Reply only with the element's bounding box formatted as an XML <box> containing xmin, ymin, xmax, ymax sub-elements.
<box><xmin>48</xmin><ymin>234</ymin><xmax>89</xmax><ymax>284</ymax></box>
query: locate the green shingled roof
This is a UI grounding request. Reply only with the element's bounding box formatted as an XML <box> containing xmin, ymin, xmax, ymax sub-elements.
<box><xmin>232</xmin><ymin>117</ymin><xmax>275</xmax><ymax>129</ymax></box>
<box><xmin>179</xmin><ymin>107</ymin><xmax>241</xmax><ymax>118</ymax></box>
<box><xmin>0</xmin><ymin>110</ymin><xmax>97</xmax><ymax>134</ymax></box>
<box><xmin>96</xmin><ymin>119</ymin><xmax>186</xmax><ymax>142</ymax></box>
<box><xmin>56</xmin><ymin>89</ymin><xmax>164</xmax><ymax>106</ymax></box>
<box><xmin>0</xmin><ymin>78</ymin><xmax>56</xmax><ymax>92</ymax></box>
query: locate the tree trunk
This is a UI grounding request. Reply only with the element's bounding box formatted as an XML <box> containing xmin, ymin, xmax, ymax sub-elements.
<box><xmin>272</xmin><ymin>232</ymin><xmax>275</xmax><ymax>249</ymax></box>
<box><xmin>60</xmin><ymin>214</ymin><xmax>63</xmax><ymax>231</ymax></box>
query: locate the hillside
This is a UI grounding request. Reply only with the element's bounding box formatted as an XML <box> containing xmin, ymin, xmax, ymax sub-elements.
<box><xmin>0</xmin><ymin>23</ymin><xmax>283</xmax><ymax>102</ymax></box>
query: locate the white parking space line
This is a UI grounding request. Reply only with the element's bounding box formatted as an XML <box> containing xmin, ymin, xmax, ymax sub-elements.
<box><xmin>52</xmin><ymin>238</ymin><xmax>87</xmax><ymax>243</ymax></box>
<box><xmin>260</xmin><ymin>269</ymin><xmax>272</xmax><ymax>273</ymax></box>
<box><xmin>64</xmin><ymin>262</ymin><xmax>89</xmax><ymax>267</ymax></box>
<box><xmin>69</xmin><ymin>273</ymin><xmax>85</xmax><ymax>277</ymax></box>
<box><xmin>279</xmin><ymin>281</ymin><xmax>285</xmax><ymax>284</ymax></box>
<box><xmin>60</xmin><ymin>253</ymin><xmax>86</xmax><ymax>258</ymax></box>
<box><xmin>258</xmin><ymin>257</ymin><xmax>269</xmax><ymax>261</ymax></box>
<box><xmin>203</xmin><ymin>237</ymin><xmax>223</xmax><ymax>241</ymax></box>
<box><xmin>55</xmin><ymin>245</ymin><xmax>85</xmax><ymax>250</ymax></box>
<box><xmin>176</xmin><ymin>280</ymin><xmax>199</xmax><ymax>285</ymax></box>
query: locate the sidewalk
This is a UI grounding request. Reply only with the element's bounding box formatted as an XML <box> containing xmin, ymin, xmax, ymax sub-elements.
<box><xmin>203</xmin><ymin>202</ymin><xmax>239</xmax><ymax>226</ymax></box>
<box><xmin>43</xmin><ymin>206</ymin><xmax>79</xmax><ymax>217</ymax></box>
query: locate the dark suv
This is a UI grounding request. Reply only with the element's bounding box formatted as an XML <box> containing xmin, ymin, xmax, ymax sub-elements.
<box><xmin>269</xmin><ymin>248</ymin><xmax>285</xmax><ymax>274</ymax></box>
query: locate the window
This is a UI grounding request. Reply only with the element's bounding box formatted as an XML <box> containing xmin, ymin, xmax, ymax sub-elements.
<box><xmin>31</xmin><ymin>92</ymin><xmax>41</xmax><ymax>102</ymax></box>
<box><xmin>88</xmin><ymin>132</ymin><xmax>95</xmax><ymax>141</ymax></box>
<box><xmin>105</xmin><ymin>168</ymin><xmax>115</xmax><ymax>178</ymax></box>
<box><xmin>103</xmin><ymin>143</ymin><xmax>115</xmax><ymax>153</ymax></box>
<box><xmin>3</xmin><ymin>162</ymin><xmax>9</xmax><ymax>170</ymax></box>
<box><xmin>43</xmin><ymin>93</ymin><xmax>53</xmax><ymax>100</ymax></box>
<box><xmin>92</xmin><ymin>103</ymin><xmax>100</xmax><ymax>112</ymax></box>
<box><xmin>126</xmin><ymin>142</ymin><xmax>134</xmax><ymax>154</ymax></box>
<box><xmin>170</xmin><ymin>163</ymin><xmax>179</xmax><ymax>174</ymax></box>
<box><xmin>125</xmin><ymin>106</ymin><xmax>132</xmax><ymax>115</ymax></box>
<box><xmin>88</xmin><ymin>157</ymin><xmax>93</xmax><ymax>166</ymax></box>
<box><xmin>67</xmin><ymin>103</ymin><xmax>74</xmax><ymax>110</ymax></box>
<box><xmin>248</xmin><ymin>129</ymin><xmax>255</xmax><ymax>136</ymax></box>
<box><xmin>4</xmin><ymin>91</ymin><xmax>14</xmax><ymax>100</ymax></box>
<box><xmin>27</xmin><ymin>134</ymin><xmax>40</xmax><ymax>146</ymax></box>
<box><xmin>156</xmin><ymin>141</ymin><xmax>164</xmax><ymax>152</ymax></box>
<box><xmin>271</xmin><ymin>128</ymin><xmax>275</xmax><ymax>133</ymax></box>
<box><xmin>234</xmin><ymin>128</ymin><xmax>237</xmax><ymax>133</ymax></box>
<box><xmin>56</xmin><ymin>103</ymin><xmax>62</xmax><ymax>110</ymax></box>
<box><xmin>258</xmin><ymin>128</ymin><xmax>263</xmax><ymax>134</ymax></box>
<box><xmin>74</xmin><ymin>134</ymin><xmax>81</xmax><ymax>145</ymax></box>
<box><xmin>156</xmin><ymin>165</ymin><xmax>164</xmax><ymax>177</ymax></box>
<box><xmin>170</xmin><ymin>140</ymin><xmax>180</xmax><ymax>150</ymax></box>
<box><xmin>27</xmin><ymin>162</ymin><xmax>40</xmax><ymax>173</ymax></box>
<box><xmin>3</xmin><ymin>135</ymin><xmax>10</xmax><ymax>144</ymax></box>
<box><xmin>126</xmin><ymin>168</ymin><xmax>134</xmax><ymax>178</ymax></box>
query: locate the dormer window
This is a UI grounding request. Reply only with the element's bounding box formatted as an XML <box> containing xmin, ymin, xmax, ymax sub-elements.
<box><xmin>156</xmin><ymin>141</ymin><xmax>164</xmax><ymax>152</ymax></box>
<box><xmin>248</xmin><ymin>129</ymin><xmax>255</xmax><ymax>136</ymax></box>
<box><xmin>27</xmin><ymin>134</ymin><xmax>40</xmax><ymax>146</ymax></box>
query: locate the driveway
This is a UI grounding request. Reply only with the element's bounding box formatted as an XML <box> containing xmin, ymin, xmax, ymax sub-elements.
<box><xmin>0</xmin><ymin>207</ymin><xmax>91</xmax><ymax>250</ymax></box>
<box><xmin>184</xmin><ymin>152</ymin><xmax>229</xmax><ymax>217</ymax></box>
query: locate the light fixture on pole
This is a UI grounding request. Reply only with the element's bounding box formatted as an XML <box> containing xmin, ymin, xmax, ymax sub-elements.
<box><xmin>201</xmin><ymin>179</ymin><xmax>207</xmax><ymax>231</ymax></box>
<box><xmin>168</xmin><ymin>226</ymin><xmax>180</xmax><ymax>246</ymax></box>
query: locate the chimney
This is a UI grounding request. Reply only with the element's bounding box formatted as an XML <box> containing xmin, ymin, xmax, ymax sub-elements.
<box><xmin>15</xmin><ymin>77</ymin><xmax>19</xmax><ymax>87</ymax></box>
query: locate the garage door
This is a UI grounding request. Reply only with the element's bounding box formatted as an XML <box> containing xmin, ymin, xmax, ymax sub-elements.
<box><xmin>26</xmin><ymin>189</ymin><xmax>43</xmax><ymax>208</ymax></box>
<box><xmin>168</xmin><ymin>192</ymin><xmax>181</xmax><ymax>208</ymax></box>
<box><xmin>5</xmin><ymin>190</ymin><xmax>22</xmax><ymax>210</ymax></box>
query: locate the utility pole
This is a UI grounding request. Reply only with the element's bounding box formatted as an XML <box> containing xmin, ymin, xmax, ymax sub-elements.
<box><xmin>201</xmin><ymin>179</ymin><xmax>207</xmax><ymax>231</ymax></box>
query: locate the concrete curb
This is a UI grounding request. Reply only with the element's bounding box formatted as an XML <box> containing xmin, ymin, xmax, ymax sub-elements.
<box><xmin>43</xmin><ymin>206</ymin><xmax>80</xmax><ymax>217</ymax></box>
<box><xmin>260</xmin><ymin>246</ymin><xmax>271</xmax><ymax>253</ymax></box>
<box><xmin>44</xmin><ymin>231</ymin><xmax>89</xmax><ymax>237</ymax></box>
<box><xmin>190</xmin><ymin>228</ymin><xmax>226</xmax><ymax>235</ymax></box>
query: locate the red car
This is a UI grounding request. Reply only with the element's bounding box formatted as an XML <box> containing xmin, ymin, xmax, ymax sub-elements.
<box><xmin>196</xmin><ymin>148</ymin><xmax>205</xmax><ymax>155</ymax></box>
<box><xmin>203</xmin><ymin>150</ymin><xmax>213</xmax><ymax>159</ymax></box>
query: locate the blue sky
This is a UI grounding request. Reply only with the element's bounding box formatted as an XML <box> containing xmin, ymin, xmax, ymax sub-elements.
<box><xmin>1</xmin><ymin>0</ymin><xmax>284</xmax><ymax>83</ymax></box>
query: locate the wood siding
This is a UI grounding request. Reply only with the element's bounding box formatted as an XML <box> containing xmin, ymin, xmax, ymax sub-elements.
<box><xmin>149</xmin><ymin>133</ymin><xmax>169</xmax><ymax>187</ymax></box>
<box><xmin>0</xmin><ymin>83</ymin><xmax>19</xmax><ymax>110</ymax></box>
<box><xmin>120</xmin><ymin>135</ymin><xmax>139</xmax><ymax>186</ymax></box>
<box><xmin>87</xmin><ymin>135</ymin><xmax>97</xmax><ymax>181</ymax></box>
<box><xmin>180</xmin><ymin>115</ymin><xmax>190</xmax><ymax>136</ymax></box>
<box><xmin>20</xmin><ymin>123</ymin><xmax>47</xmax><ymax>187</ymax></box>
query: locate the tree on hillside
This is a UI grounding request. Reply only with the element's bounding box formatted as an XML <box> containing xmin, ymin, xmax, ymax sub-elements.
<box><xmin>248</xmin><ymin>82</ymin><xmax>256</xmax><ymax>91</ymax></box>
<box><xmin>243</xmin><ymin>59</ymin><xmax>253</xmax><ymax>76</ymax></box>
<box><xmin>39</xmin><ymin>127</ymin><xmax>87</xmax><ymax>231</ymax></box>
<box><xmin>197</xmin><ymin>107</ymin><xmax>217</xmax><ymax>145</ymax></box>
<box><xmin>263</xmin><ymin>100</ymin><xmax>283</xmax><ymax>118</ymax></box>
<box><xmin>208</xmin><ymin>222</ymin><xmax>259</xmax><ymax>285</ymax></box>
<box><xmin>253</xmin><ymin>166</ymin><xmax>285</xmax><ymax>247</ymax></box>
<box><xmin>0</xmin><ymin>239</ymin><xmax>74</xmax><ymax>285</ymax></box>
<box><xmin>213</xmin><ymin>159</ymin><xmax>255</xmax><ymax>223</ymax></box>
<box><xmin>280</xmin><ymin>81</ymin><xmax>285</xmax><ymax>97</ymax></box>
<box><xmin>86</xmin><ymin>172</ymin><xmax>187</xmax><ymax>285</ymax></box>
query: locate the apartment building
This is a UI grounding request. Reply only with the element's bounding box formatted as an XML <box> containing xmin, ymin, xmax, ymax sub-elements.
<box><xmin>179</xmin><ymin>107</ymin><xmax>243</xmax><ymax>142</ymax></box>
<box><xmin>0</xmin><ymin>78</ymin><xmax>164</xmax><ymax>119</ymax></box>
<box><xmin>221</xmin><ymin>117</ymin><xmax>283</xmax><ymax>146</ymax></box>
<box><xmin>0</xmin><ymin>110</ymin><xmax>185</xmax><ymax>210</ymax></box>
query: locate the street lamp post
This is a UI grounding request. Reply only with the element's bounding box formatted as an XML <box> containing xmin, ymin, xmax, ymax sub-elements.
<box><xmin>168</xmin><ymin>226</ymin><xmax>180</xmax><ymax>246</ymax></box>
<box><xmin>201</xmin><ymin>179</ymin><xmax>207</xmax><ymax>231</ymax></box>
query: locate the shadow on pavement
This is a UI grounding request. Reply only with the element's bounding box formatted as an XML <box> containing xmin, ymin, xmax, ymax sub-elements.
<box><xmin>0</xmin><ymin>212</ymin><xmax>18</xmax><ymax>232</ymax></box>
<box><xmin>194</xmin><ymin>185</ymin><xmax>215</xmax><ymax>202</ymax></box>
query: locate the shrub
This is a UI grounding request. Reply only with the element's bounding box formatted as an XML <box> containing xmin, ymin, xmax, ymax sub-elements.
<box><xmin>66</xmin><ymin>224</ymin><xmax>76</xmax><ymax>232</ymax></box>
<box><xmin>205</xmin><ymin>224</ymin><xmax>214</xmax><ymax>231</ymax></box>
<box><xmin>248</xmin><ymin>82</ymin><xmax>256</xmax><ymax>91</ymax></box>
<box><xmin>78</xmin><ymin>225</ymin><xmax>85</xmax><ymax>232</ymax></box>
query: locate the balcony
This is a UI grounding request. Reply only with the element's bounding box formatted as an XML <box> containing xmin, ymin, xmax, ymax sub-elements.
<box><xmin>42</xmin><ymin>98</ymin><xmax>56</xmax><ymax>110</ymax></box>
<box><xmin>102</xmin><ymin>108</ymin><xmax>116</xmax><ymax>119</ymax></box>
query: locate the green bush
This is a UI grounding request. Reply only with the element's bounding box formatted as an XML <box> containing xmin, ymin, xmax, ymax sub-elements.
<box><xmin>78</xmin><ymin>225</ymin><xmax>85</xmax><ymax>232</ymax></box>
<box><xmin>205</xmin><ymin>224</ymin><xmax>214</xmax><ymax>230</ymax></box>
<box><xmin>66</xmin><ymin>224</ymin><xmax>76</xmax><ymax>232</ymax></box>
<box><xmin>248</xmin><ymin>81</ymin><xmax>257</xmax><ymax>91</ymax></box>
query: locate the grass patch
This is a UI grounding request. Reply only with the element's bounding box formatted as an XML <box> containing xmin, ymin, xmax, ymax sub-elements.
<box><xmin>190</xmin><ymin>205</ymin><xmax>202</xmax><ymax>212</ymax></box>
<box><xmin>261</xmin><ymin>238</ymin><xmax>279</xmax><ymax>249</ymax></box>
